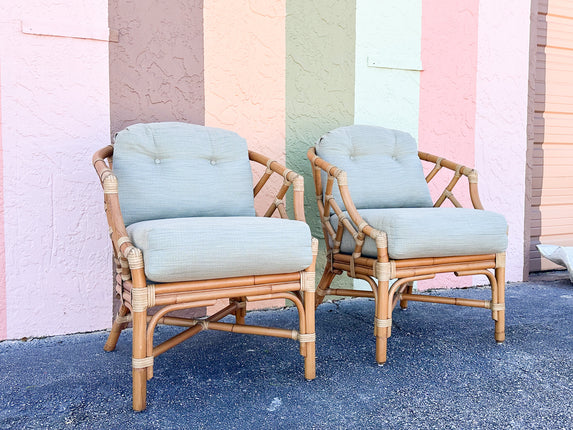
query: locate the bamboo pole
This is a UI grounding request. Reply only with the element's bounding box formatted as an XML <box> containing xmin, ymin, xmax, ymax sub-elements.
<box><xmin>131</xmin><ymin>267</ymin><xmax>148</xmax><ymax>412</ymax></box>
<box><xmin>495</xmin><ymin>263</ymin><xmax>506</xmax><ymax>343</ymax></box>
<box><xmin>153</xmin><ymin>273</ymin><xmax>300</xmax><ymax>295</ymax></box>
<box><xmin>153</xmin><ymin>283</ymin><xmax>302</xmax><ymax>306</ymax></box>
<box><xmin>152</xmin><ymin>304</ymin><xmax>238</xmax><ymax>357</ymax></box>
<box><xmin>303</xmin><ymin>238</ymin><xmax>318</xmax><ymax>379</ymax></box>
<box><xmin>104</xmin><ymin>304</ymin><xmax>130</xmax><ymax>352</ymax></box>
<box><xmin>334</xmin><ymin>252</ymin><xmax>495</xmax><ymax>268</ymax></box>
<box><xmin>399</xmin><ymin>293</ymin><xmax>492</xmax><ymax>309</ymax></box>
<box><xmin>326</xmin><ymin>288</ymin><xmax>375</xmax><ymax>298</ymax></box>
<box><xmin>315</xmin><ymin>262</ymin><xmax>336</xmax><ymax>307</ymax></box>
<box><xmin>206</xmin><ymin>322</ymin><xmax>297</xmax><ymax>339</ymax></box>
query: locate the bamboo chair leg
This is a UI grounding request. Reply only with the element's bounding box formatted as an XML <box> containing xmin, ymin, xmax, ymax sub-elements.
<box><xmin>304</xmin><ymin>239</ymin><xmax>318</xmax><ymax>380</ymax></box>
<box><xmin>494</xmin><ymin>266</ymin><xmax>506</xmax><ymax>343</ymax></box>
<box><xmin>315</xmin><ymin>261</ymin><xmax>336</xmax><ymax>308</ymax></box>
<box><xmin>132</xmin><ymin>310</ymin><xmax>148</xmax><ymax>411</ymax></box>
<box><xmin>131</xmin><ymin>266</ymin><xmax>149</xmax><ymax>412</ymax></box>
<box><xmin>231</xmin><ymin>297</ymin><xmax>246</xmax><ymax>325</ymax></box>
<box><xmin>400</xmin><ymin>282</ymin><xmax>414</xmax><ymax>310</ymax></box>
<box><xmin>375</xmin><ymin>280</ymin><xmax>390</xmax><ymax>365</ymax></box>
<box><xmin>304</xmin><ymin>288</ymin><xmax>316</xmax><ymax>380</ymax></box>
<box><xmin>104</xmin><ymin>304</ymin><xmax>130</xmax><ymax>352</ymax></box>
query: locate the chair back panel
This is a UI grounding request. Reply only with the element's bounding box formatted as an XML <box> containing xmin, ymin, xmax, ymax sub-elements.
<box><xmin>113</xmin><ymin>122</ymin><xmax>256</xmax><ymax>226</ymax></box>
<box><xmin>316</xmin><ymin>125</ymin><xmax>433</xmax><ymax>210</ymax></box>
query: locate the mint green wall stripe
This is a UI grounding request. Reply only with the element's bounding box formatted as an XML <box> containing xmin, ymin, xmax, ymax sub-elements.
<box><xmin>354</xmin><ymin>0</ymin><xmax>422</xmax><ymax>138</ymax></box>
<box><xmin>352</xmin><ymin>0</ymin><xmax>422</xmax><ymax>290</ymax></box>
<box><xmin>286</xmin><ymin>0</ymin><xmax>356</xmax><ymax>288</ymax></box>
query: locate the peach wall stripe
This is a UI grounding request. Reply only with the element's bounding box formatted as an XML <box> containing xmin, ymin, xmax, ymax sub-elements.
<box><xmin>418</xmin><ymin>0</ymin><xmax>480</xmax><ymax>289</ymax></box>
<box><xmin>204</xmin><ymin>0</ymin><xmax>286</xmax><ymax>311</ymax></box>
<box><xmin>204</xmin><ymin>0</ymin><xmax>286</xmax><ymax>179</ymax></box>
<box><xmin>0</xmin><ymin>64</ymin><xmax>6</xmax><ymax>339</ymax></box>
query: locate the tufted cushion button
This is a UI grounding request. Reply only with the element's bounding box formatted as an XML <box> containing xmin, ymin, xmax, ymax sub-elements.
<box><xmin>350</xmin><ymin>156</ymin><xmax>355</xmax><ymax>161</ymax></box>
<box><xmin>210</xmin><ymin>160</ymin><xmax>217</xmax><ymax>166</ymax></box>
<box><xmin>154</xmin><ymin>159</ymin><xmax>161</xmax><ymax>164</ymax></box>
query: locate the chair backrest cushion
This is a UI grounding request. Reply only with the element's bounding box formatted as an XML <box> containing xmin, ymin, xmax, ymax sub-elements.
<box><xmin>315</xmin><ymin>125</ymin><xmax>433</xmax><ymax>210</ymax></box>
<box><xmin>113</xmin><ymin>122</ymin><xmax>255</xmax><ymax>226</ymax></box>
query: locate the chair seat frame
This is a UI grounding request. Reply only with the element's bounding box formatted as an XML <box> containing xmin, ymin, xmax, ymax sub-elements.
<box><xmin>308</xmin><ymin>148</ymin><xmax>506</xmax><ymax>365</ymax></box>
<box><xmin>93</xmin><ymin>145</ymin><xmax>317</xmax><ymax>411</ymax></box>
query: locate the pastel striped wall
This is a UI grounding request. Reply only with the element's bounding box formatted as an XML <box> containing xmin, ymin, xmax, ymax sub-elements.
<box><xmin>0</xmin><ymin>0</ymin><xmax>535</xmax><ymax>340</ymax></box>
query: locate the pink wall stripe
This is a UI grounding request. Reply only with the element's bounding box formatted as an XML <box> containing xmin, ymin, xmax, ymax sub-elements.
<box><xmin>0</xmin><ymin>64</ymin><xmax>6</xmax><ymax>339</ymax></box>
<box><xmin>418</xmin><ymin>0</ymin><xmax>480</xmax><ymax>289</ymax></box>
<box><xmin>419</xmin><ymin>0</ymin><xmax>479</xmax><ymax>202</ymax></box>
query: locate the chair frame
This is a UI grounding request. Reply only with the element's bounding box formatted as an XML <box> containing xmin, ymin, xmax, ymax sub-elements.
<box><xmin>308</xmin><ymin>147</ymin><xmax>506</xmax><ymax>365</ymax></box>
<box><xmin>93</xmin><ymin>144</ymin><xmax>318</xmax><ymax>411</ymax></box>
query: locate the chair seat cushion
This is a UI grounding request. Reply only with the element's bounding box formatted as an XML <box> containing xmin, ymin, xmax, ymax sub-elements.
<box><xmin>331</xmin><ymin>207</ymin><xmax>508</xmax><ymax>259</ymax></box>
<box><xmin>127</xmin><ymin>217</ymin><xmax>313</xmax><ymax>283</ymax></box>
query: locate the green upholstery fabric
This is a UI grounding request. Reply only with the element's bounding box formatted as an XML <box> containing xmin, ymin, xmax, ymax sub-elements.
<box><xmin>113</xmin><ymin>122</ymin><xmax>256</xmax><ymax>226</ymax></box>
<box><xmin>315</xmin><ymin>125</ymin><xmax>433</xmax><ymax>211</ymax></box>
<box><xmin>331</xmin><ymin>208</ymin><xmax>508</xmax><ymax>259</ymax></box>
<box><xmin>127</xmin><ymin>217</ymin><xmax>313</xmax><ymax>282</ymax></box>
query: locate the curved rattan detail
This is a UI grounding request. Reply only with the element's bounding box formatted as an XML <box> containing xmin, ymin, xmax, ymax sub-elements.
<box><xmin>93</xmin><ymin>131</ymin><xmax>317</xmax><ymax>411</ymax></box>
<box><xmin>307</xmin><ymin>142</ymin><xmax>507</xmax><ymax>368</ymax></box>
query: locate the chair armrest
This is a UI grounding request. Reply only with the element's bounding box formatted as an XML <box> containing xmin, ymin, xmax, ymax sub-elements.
<box><xmin>418</xmin><ymin>151</ymin><xmax>484</xmax><ymax>210</ymax></box>
<box><xmin>307</xmin><ymin>148</ymin><xmax>388</xmax><ymax>260</ymax></box>
<box><xmin>249</xmin><ymin>150</ymin><xmax>306</xmax><ymax>222</ymax></box>
<box><xmin>92</xmin><ymin>146</ymin><xmax>141</xmax><ymax>269</ymax></box>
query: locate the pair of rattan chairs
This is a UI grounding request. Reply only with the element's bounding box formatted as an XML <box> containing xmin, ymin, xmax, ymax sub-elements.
<box><xmin>93</xmin><ymin>122</ymin><xmax>507</xmax><ymax>410</ymax></box>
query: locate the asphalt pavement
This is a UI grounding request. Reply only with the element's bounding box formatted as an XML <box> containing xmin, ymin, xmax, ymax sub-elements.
<box><xmin>1</xmin><ymin>274</ymin><xmax>572</xmax><ymax>429</ymax></box>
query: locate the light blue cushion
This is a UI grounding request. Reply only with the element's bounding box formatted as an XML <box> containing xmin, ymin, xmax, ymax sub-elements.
<box><xmin>127</xmin><ymin>217</ymin><xmax>313</xmax><ymax>282</ymax></box>
<box><xmin>113</xmin><ymin>122</ymin><xmax>256</xmax><ymax>226</ymax></box>
<box><xmin>331</xmin><ymin>208</ymin><xmax>508</xmax><ymax>259</ymax></box>
<box><xmin>316</xmin><ymin>125</ymin><xmax>433</xmax><ymax>211</ymax></box>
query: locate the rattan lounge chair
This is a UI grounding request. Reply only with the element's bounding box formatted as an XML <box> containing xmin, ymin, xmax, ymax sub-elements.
<box><xmin>93</xmin><ymin>122</ymin><xmax>317</xmax><ymax>411</ymax></box>
<box><xmin>308</xmin><ymin>125</ymin><xmax>508</xmax><ymax>365</ymax></box>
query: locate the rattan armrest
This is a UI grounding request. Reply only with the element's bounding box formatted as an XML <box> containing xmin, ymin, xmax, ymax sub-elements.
<box><xmin>92</xmin><ymin>146</ymin><xmax>141</xmax><ymax>267</ymax></box>
<box><xmin>249</xmin><ymin>150</ymin><xmax>305</xmax><ymax>222</ymax></box>
<box><xmin>307</xmin><ymin>148</ymin><xmax>388</xmax><ymax>259</ymax></box>
<box><xmin>418</xmin><ymin>151</ymin><xmax>483</xmax><ymax>210</ymax></box>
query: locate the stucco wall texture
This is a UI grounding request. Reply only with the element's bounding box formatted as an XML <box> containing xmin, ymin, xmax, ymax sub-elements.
<box><xmin>416</xmin><ymin>0</ymin><xmax>480</xmax><ymax>290</ymax></box>
<box><xmin>286</xmin><ymin>0</ymin><xmax>356</xmax><ymax>290</ymax></box>
<box><xmin>203</xmin><ymin>0</ymin><xmax>288</xmax><ymax>311</ymax></box>
<box><xmin>0</xmin><ymin>1</ymin><xmax>111</xmax><ymax>339</ymax></box>
<box><xmin>108</xmin><ymin>0</ymin><xmax>204</xmax><ymax>135</ymax></box>
<box><xmin>205</xmin><ymin>0</ymin><xmax>286</xmax><ymax>215</ymax></box>
<box><xmin>475</xmin><ymin>0</ymin><xmax>531</xmax><ymax>283</ymax></box>
<box><xmin>0</xmin><ymin>1</ymin><xmax>536</xmax><ymax>339</ymax></box>
<box><xmin>0</xmin><ymin>65</ymin><xmax>5</xmax><ymax>339</ymax></box>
